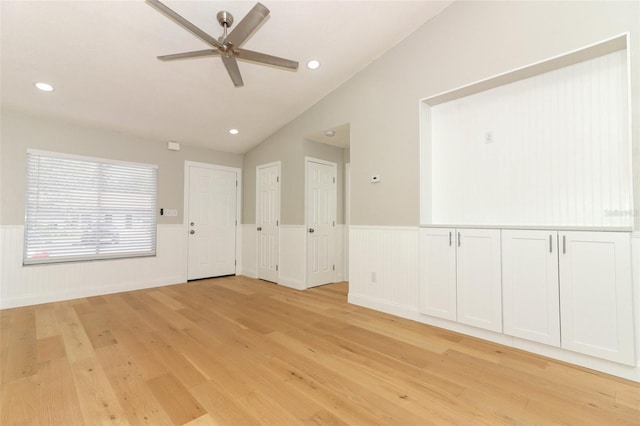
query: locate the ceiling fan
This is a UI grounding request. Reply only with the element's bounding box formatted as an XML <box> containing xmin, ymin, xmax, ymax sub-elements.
<box><xmin>146</xmin><ymin>0</ymin><xmax>299</xmax><ymax>87</ymax></box>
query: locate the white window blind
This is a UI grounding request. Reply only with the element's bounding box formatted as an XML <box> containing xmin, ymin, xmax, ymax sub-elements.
<box><xmin>24</xmin><ymin>150</ymin><xmax>157</xmax><ymax>265</ymax></box>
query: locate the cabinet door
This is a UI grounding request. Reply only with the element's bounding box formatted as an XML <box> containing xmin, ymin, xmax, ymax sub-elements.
<box><xmin>419</xmin><ymin>228</ymin><xmax>457</xmax><ymax>321</ymax></box>
<box><xmin>502</xmin><ymin>230</ymin><xmax>560</xmax><ymax>346</ymax></box>
<box><xmin>559</xmin><ymin>231</ymin><xmax>635</xmax><ymax>366</ymax></box>
<box><xmin>456</xmin><ymin>229</ymin><xmax>502</xmax><ymax>332</ymax></box>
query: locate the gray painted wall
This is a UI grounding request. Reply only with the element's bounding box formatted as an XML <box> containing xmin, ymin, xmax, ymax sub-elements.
<box><xmin>243</xmin><ymin>0</ymin><xmax>640</xmax><ymax>228</ymax></box>
<box><xmin>2</xmin><ymin>2</ymin><xmax>638</xmax><ymax>231</ymax></box>
<box><xmin>242</xmin><ymin>128</ymin><xmax>346</xmax><ymax>225</ymax></box>
<box><xmin>0</xmin><ymin>109</ymin><xmax>242</xmax><ymax>225</ymax></box>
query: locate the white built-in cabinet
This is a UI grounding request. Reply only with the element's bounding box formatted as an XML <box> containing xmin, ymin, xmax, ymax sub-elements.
<box><xmin>421</xmin><ymin>227</ymin><xmax>635</xmax><ymax>366</ymax></box>
<box><xmin>558</xmin><ymin>231</ymin><xmax>635</xmax><ymax>366</ymax></box>
<box><xmin>502</xmin><ymin>230</ymin><xmax>561</xmax><ymax>347</ymax></box>
<box><xmin>419</xmin><ymin>228</ymin><xmax>502</xmax><ymax>332</ymax></box>
<box><xmin>418</xmin><ymin>228</ymin><xmax>456</xmax><ymax>321</ymax></box>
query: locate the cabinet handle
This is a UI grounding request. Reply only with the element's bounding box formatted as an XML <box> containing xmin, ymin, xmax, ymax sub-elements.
<box><xmin>549</xmin><ymin>235</ymin><xmax>553</xmax><ymax>253</ymax></box>
<box><xmin>562</xmin><ymin>235</ymin><xmax>566</xmax><ymax>254</ymax></box>
<box><xmin>457</xmin><ymin>232</ymin><xmax>461</xmax><ymax>247</ymax></box>
<box><xmin>449</xmin><ymin>231</ymin><xmax>452</xmax><ymax>246</ymax></box>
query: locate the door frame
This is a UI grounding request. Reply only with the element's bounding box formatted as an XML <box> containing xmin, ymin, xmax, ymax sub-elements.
<box><xmin>304</xmin><ymin>156</ymin><xmax>337</xmax><ymax>288</ymax></box>
<box><xmin>344</xmin><ymin>162</ymin><xmax>350</xmax><ymax>282</ymax></box>
<box><xmin>256</xmin><ymin>161</ymin><xmax>281</xmax><ymax>283</ymax></box>
<box><xmin>183</xmin><ymin>161</ymin><xmax>242</xmax><ymax>279</ymax></box>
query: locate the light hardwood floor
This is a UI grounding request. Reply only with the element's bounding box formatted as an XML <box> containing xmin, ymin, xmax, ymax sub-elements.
<box><xmin>1</xmin><ymin>276</ymin><xmax>638</xmax><ymax>425</ymax></box>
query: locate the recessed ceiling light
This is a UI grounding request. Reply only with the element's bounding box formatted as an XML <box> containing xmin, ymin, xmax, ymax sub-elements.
<box><xmin>229</xmin><ymin>128</ymin><xmax>239</xmax><ymax>135</ymax></box>
<box><xmin>325</xmin><ymin>130</ymin><xmax>336</xmax><ymax>137</ymax></box>
<box><xmin>34</xmin><ymin>82</ymin><xmax>54</xmax><ymax>92</ymax></box>
<box><xmin>307</xmin><ymin>60</ymin><xmax>320</xmax><ymax>70</ymax></box>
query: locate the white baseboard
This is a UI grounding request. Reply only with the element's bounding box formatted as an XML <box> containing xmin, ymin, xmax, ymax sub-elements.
<box><xmin>348</xmin><ymin>292</ymin><xmax>419</xmax><ymax>320</ymax></box>
<box><xmin>240</xmin><ymin>269</ymin><xmax>257</xmax><ymax>279</ymax></box>
<box><xmin>278</xmin><ymin>276</ymin><xmax>306</xmax><ymax>291</ymax></box>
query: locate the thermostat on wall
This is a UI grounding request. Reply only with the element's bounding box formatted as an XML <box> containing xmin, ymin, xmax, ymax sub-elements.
<box><xmin>370</xmin><ymin>175</ymin><xmax>380</xmax><ymax>183</ymax></box>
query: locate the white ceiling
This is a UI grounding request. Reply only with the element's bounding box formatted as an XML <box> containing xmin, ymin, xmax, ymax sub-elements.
<box><xmin>1</xmin><ymin>0</ymin><xmax>452</xmax><ymax>154</ymax></box>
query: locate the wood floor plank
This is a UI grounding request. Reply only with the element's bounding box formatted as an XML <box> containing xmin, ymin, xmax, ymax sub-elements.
<box><xmin>1</xmin><ymin>276</ymin><xmax>638</xmax><ymax>425</ymax></box>
<box><xmin>55</xmin><ymin>305</ymin><xmax>95</xmax><ymax>363</ymax></box>
<box><xmin>36</xmin><ymin>335</ymin><xmax>66</xmax><ymax>363</ymax></box>
<box><xmin>2</xmin><ymin>309</ymin><xmax>37</xmax><ymax>384</ymax></box>
<box><xmin>1</xmin><ymin>376</ymin><xmax>40</xmax><ymax>425</ymax></box>
<box><xmin>69</xmin><ymin>356</ymin><xmax>128</xmax><ymax>424</ymax></box>
<box><xmin>35</xmin><ymin>307</ymin><xmax>60</xmax><ymax>339</ymax></box>
<box><xmin>37</xmin><ymin>357</ymin><xmax>85</xmax><ymax>425</ymax></box>
<box><xmin>146</xmin><ymin>373</ymin><xmax>206</xmax><ymax>425</ymax></box>
<box><xmin>97</xmin><ymin>343</ymin><xmax>174</xmax><ymax>426</ymax></box>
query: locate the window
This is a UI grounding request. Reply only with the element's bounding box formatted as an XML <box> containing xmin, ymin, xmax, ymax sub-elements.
<box><xmin>24</xmin><ymin>149</ymin><xmax>157</xmax><ymax>265</ymax></box>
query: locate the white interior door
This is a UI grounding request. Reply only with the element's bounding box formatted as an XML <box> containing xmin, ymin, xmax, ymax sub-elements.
<box><xmin>256</xmin><ymin>162</ymin><xmax>280</xmax><ymax>283</ymax></box>
<box><xmin>306</xmin><ymin>158</ymin><xmax>336</xmax><ymax>288</ymax></box>
<box><xmin>187</xmin><ymin>164</ymin><xmax>238</xmax><ymax>280</ymax></box>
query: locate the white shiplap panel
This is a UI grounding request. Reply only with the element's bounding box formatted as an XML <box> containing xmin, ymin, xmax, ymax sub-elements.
<box><xmin>348</xmin><ymin>226</ymin><xmax>419</xmax><ymax>309</ymax></box>
<box><xmin>0</xmin><ymin>224</ymin><xmax>186</xmax><ymax>309</ymax></box>
<box><xmin>240</xmin><ymin>224</ymin><xmax>257</xmax><ymax>278</ymax></box>
<box><xmin>279</xmin><ymin>225</ymin><xmax>306</xmax><ymax>290</ymax></box>
<box><xmin>334</xmin><ymin>225</ymin><xmax>345</xmax><ymax>282</ymax></box>
<box><xmin>430</xmin><ymin>50</ymin><xmax>631</xmax><ymax>227</ymax></box>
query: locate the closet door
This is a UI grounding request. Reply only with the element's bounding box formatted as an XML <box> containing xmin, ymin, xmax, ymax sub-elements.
<box><xmin>502</xmin><ymin>230</ymin><xmax>560</xmax><ymax>346</ymax></box>
<box><xmin>456</xmin><ymin>229</ymin><xmax>502</xmax><ymax>332</ymax></box>
<box><xmin>559</xmin><ymin>231</ymin><xmax>635</xmax><ymax>366</ymax></box>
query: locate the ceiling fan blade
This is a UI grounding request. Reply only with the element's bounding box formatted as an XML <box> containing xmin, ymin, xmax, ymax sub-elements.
<box><xmin>146</xmin><ymin>0</ymin><xmax>223</xmax><ymax>49</ymax></box>
<box><xmin>235</xmin><ymin>48</ymin><xmax>298</xmax><ymax>70</ymax></box>
<box><xmin>221</xmin><ymin>55</ymin><xmax>244</xmax><ymax>87</ymax></box>
<box><xmin>158</xmin><ymin>49</ymin><xmax>220</xmax><ymax>61</ymax></box>
<box><xmin>225</xmin><ymin>2</ymin><xmax>269</xmax><ymax>48</ymax></box>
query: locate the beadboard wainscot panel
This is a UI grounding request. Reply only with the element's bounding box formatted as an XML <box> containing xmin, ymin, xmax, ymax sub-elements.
<box><xmin>0</xmin><ymin>224</ymin><xmax>186</xmax><ymax>309</ymax></box>
<box><xmin>633</xmin><ymin>232</ymin><xmax>640</xmax><ymax>369</ymax></box>
<box><xmin>240</xmin><ymin>224</ymin><xmax>257</xmax><ymax>278</ymax></box>
<box><xmin>430</xmin><ymin>49</ymin><xmax>632</xmax><ymax>228</ymax></box>
<box><xmin>279</xmin><ymin>225</ymin><xmax>306</xmax><ymax>290</ymax></box>
<box><xmin>348</xmin><ymin>226</ymin><xmax>420</xmax><ymax>316</ymax></box>
<box><xmin>334</xmin><ymin>224</ymin><xmax>345</xmax><ymax>282</ymax></box>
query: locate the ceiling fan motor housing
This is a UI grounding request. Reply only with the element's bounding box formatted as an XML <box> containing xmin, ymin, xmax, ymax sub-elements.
<box><xmin>217</xmin><ymin>11</ymin><xmax>233</xmax><ymax>28</ymax></box>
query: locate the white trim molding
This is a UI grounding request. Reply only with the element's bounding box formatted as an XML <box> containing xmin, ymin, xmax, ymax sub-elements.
<box><xmin>632</xmin><ymin>232</ymin><xmax>640</xmax><ymax>370</ymax></box>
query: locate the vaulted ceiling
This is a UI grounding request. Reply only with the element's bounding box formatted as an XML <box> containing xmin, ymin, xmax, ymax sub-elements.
<box><xmin>1</xmin><ymin>1</ymin><xmax>452</xmax><ymax>153</ymax></box>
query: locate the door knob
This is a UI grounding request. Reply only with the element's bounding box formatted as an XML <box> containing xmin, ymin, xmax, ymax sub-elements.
<box><xmin>257</xmin><ymin>227</ymin><xmax>262</xmax><ymax>231</ymax></box>
<box><xmin>190</xmin><ymin>222</ymin><xmax>195</xmax><ymax>226</ymax></box>
<box><xmin>190</xmin><ymin>230</ymin><xmax>195</xmax><ymax>235</ymax></box>
<box><xmin>309</xmin><ymin>228</ymin><xmax>315</xmax><ymax>233</ymax></box>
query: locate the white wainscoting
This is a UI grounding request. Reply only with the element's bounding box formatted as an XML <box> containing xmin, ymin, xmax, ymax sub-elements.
<box><xmin>0</xmin><ymin>224</ymin><xmax>187</xmax><ymax>309</ymax></box>
<box><xmin>633</xmin><ymin>232</ymin><xmax>640</xmax><ymax>370</ymax></box>
<box><xmin>334</xmin><ymin>225</ymin><xmax>345</xmax><ymax>282</ymax></box>
<box><xmin>279</xmin><ymin>225</ymin><xmax>306</xmax><ymax>290</ymax></box>
<box><xmin>348</xmin><ymin>226</ymin><xmax>640</xmax><ymax>382</ymax></box>
<box><xmin>240</xmin><ymin>224</ymin><xmax>257</xmax><ymax>278</ymax></box>
<box><xmin>348</xmin><ymin>226</ymin><xmax>420</xmax><ymax>313</ymax></box>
